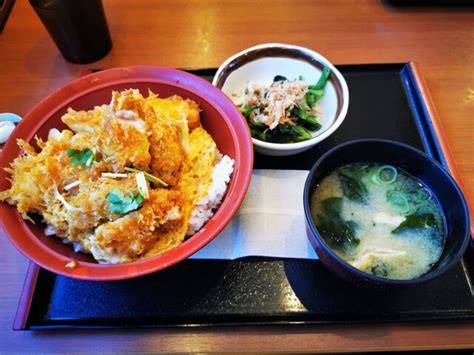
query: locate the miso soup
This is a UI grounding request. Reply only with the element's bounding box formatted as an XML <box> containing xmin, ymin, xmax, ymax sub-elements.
<box><xmin>310</xmin><ymin>162</ymin><xmax>445</xmax><ymax>280</ymax></box>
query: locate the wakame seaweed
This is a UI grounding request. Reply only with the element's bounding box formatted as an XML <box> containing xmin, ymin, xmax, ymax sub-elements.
<box><xmin>337</xmin><ymin>167</ymin><xmax>368</xmax><ymax>204</ymax></box>
<box><xmin>391</xmin><ymin>212</ymin><xmax>438</xmax><ymax>234</ymax></box>
<box><xmin>316</xmin><ymin>197</ymin><xmax>360</xmax><ymax>250</ymax></box>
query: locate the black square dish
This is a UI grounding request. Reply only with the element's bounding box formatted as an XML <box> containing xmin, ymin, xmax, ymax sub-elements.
<box><xmin>14</xmin><ymin>63</ymin><xmax>474</xmax><ymax>330</ymax></box>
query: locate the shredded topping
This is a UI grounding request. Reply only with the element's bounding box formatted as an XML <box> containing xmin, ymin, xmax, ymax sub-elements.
<box><xmin>233</xmin><ymin>69</ymin><xmax>331</xmax><ymax>143</ymax></box>
<box><xmin>242</xmin><ymin>80</ymin><xmax>309</xmax><ymax>130</ymax></box>
<box><xmin>64</xmin><ymin>180</ymin><xmax>81</xmax><ymax>191</ymax></box>
<box><xmin>65</xmin><ymin>260</ymin><xmax>77</xmax><ymax>268</ymax></box>
<box><xmin>102</xmin><ymin>172</ymin><xmax>128</xmax><ymax>178</ymax></box>
<box><xmin>54</xmin><ymin>188</ymin><xmax>81</xmax><ymax>212</ymax></box>
<box><xmin>135</xmin><ymin>171</ymin><xmax>149</xmax><ymax>199</ymax></box>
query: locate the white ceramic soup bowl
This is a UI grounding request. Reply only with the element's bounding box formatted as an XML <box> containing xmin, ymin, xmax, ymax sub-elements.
<box><xmin>213</xmin><ymin>43</ymin><xmax>349</xmax><ymax>156</ymax></box>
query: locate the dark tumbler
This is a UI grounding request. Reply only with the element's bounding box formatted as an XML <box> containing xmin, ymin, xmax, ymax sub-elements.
<box><xmin>29</xmin><ymin>0</ymin><xmax>112</xmax><ymax>64</ymax></box>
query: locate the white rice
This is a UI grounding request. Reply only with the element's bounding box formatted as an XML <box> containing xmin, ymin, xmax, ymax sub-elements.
<box><xmin>52</xmin><ymin>229</ymin><xmax>88</xmax><ymax>253</ymax></box>
<box><xmin>186</xmin><ymin>155</ymin><xmax>235</xmax><ymax>236</ymax></box>
<box><xmin>44</xmin><ymin>224</ymin><xmax>57</xmax><ymax>236</ymax></box>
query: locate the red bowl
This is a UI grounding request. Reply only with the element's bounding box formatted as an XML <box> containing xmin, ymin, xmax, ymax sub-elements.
<box><xmin>0</xmin><ymin>66</ymin><xmax>253</xmax><ymax>281</ymax></box>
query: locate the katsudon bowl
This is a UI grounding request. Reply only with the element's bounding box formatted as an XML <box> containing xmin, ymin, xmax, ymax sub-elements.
<box><xmin>0</xmin><ymin>66</ymin><xmax>253</xmax><ymax>281</ymax></box>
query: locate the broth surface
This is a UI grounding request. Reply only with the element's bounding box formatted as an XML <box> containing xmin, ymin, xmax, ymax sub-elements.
<box><xmin>310</xmin><ymin>162</ymin><xmax>445</xmax><ymax>280</ymax></box>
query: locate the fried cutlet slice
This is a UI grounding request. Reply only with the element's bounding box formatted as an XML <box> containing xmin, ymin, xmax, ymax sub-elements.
<box><xmin>58</xmin><ymin>175</ymin><xmax>138</xmax><ymax>241</ymax></box>
<box><xmin>88</xmin><ymin>188</ymin><xmax>184</xmax><ymax>263</ymax></box>
<box><xmin>0</xmin><ymin>129</ymin><xmax>84</xmax><ymax>217</ymax></box>
<box><xmin>61</xmin><ymin>105</ymin><xmax>104</xmax><ymax>134</ymax></box>
<box><xmin>63</xmin><ymin>90</ymin><xmax>199</xmax><ymax>186</ymax></box>
<box><xmin>175</xmin><ymin>126</ymin><xmax>219</xmax><ymax>234</ymax></box>
<box><xmin>177</xmin><ymin>127</ymin><xmax>218</xmax><ymax>204</ymax></box>
<box><xmin>146</xmin><ymin>93</ymin><xmax>201</xmax><ymax>130</ymax></box>
<box><xmin>62</xmin><ymin>94</ymin><xmax>151</xmax><ymax>171</ymax></box>
<box><xmin>100</xmin><ymin>109</ymin><xmax>151</xmax><ymax>171</ymax></box>
<box><xmin>144</xmin><ymin>95</ymin><xmax>192</xmax><ymax>186</ymax></box>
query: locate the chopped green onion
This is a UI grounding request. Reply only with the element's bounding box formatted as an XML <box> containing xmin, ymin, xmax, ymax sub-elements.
<box><xmin>124</xmin><ymin>167</ymin><xmax>168</xmax><ymax>187</ymax></box>
<box><xmin>64</xmin><ymin>180</ymin><xmax>81</xmax><ymax>191</ymax></box>
<box><xmin>135</xmin><ymin>171</ymin><xmax>150</xmax><ymax>199</ymax></box>
<box><xmin>102</xmin><ymin>172</ymin><xmax>128</xmax><ymax>178</ymax></box>
<box><xmin>387</xmin><ymin>191</ymin><xmax>410</xmax><ymax>214</ymax></box>
<box><xmin>417</xmin><ymin>187</ymin><xmax>432</xmax><ymax>201</ymax></box>
<box><xmin>372</xmin><ymin>165</ymin><xmax>397</xmax><ymax>185</ymax></box>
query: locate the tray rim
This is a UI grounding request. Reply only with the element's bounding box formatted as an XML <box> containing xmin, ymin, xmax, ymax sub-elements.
<box><xmin>12</xmin><ymin>61</ymin><xmax>473</xmax><ymax>330</ymax></box>
<box><xmin>13</xmin><ymin>262</ymin><xmax>39</xmax><ymax>330</ymax></box>
<box><xmin>407</xmin><ymin>62</ymin><xmax>474</xmax><ymax>239</ymax></box>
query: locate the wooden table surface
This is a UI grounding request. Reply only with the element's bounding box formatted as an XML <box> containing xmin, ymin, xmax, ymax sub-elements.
<box><xmin>1</xmin><ymin>0</ymin><xmax>473</xmax><ymax>352</ymax></box>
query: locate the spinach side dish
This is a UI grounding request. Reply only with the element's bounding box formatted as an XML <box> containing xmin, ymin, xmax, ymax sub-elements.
<box><xmin>234</xmin><ymin>67</ymin><xmax>331</xmax><ymax>143</ymax></box>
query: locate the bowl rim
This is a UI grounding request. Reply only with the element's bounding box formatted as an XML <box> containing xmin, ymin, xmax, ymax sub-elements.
<box><xmin>303</xmin><ymin>138</ymin><xmax>471</xmax><ymax>286</ymax></box>
<box><xmin>212</xmin><ymin>42</ymin><xmax>350</xmax><ymax>151</ymax></box>
<box><xmin>0</xmin><ymin>65</ymin><xmax>254</xmax><ymax>281</ymax></box>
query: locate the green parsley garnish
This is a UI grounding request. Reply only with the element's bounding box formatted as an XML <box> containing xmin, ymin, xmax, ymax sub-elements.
<box><xmin>106</xmin><ymin>190</ymin><xmax>144</xmax><ymax>214</ymax></box>
<box><xmin>67</xmin><ymin>148</ymin><xmax>95</xmax><ymax>166</ymax></box>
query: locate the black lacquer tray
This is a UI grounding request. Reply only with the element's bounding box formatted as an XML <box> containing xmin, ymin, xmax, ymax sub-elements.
<box><xmin>14</xmin><ymin>63</ymin><xmax>474</xmax><ymax>330</ymax></box>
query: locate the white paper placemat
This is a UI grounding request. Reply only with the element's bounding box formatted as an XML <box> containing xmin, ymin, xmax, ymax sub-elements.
<box><xmin>190</xmin><ymin>169</ymin><xmax>318</xmax><ymax>260</ymax></box>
